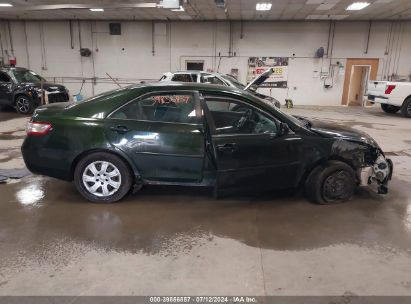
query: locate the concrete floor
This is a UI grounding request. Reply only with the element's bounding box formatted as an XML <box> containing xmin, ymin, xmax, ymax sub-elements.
<box><xmin>0</xmin><ymin>105</ymin><xmax>410</xmax><ymax>296</ymax></box>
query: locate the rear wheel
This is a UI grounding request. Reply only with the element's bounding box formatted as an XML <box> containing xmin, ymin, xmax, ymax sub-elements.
<box><xmin>381</xmin><ymin>104</ymin><xmax>400</xmax><ymax>114</ymax></box>
<box><xmin>305</xmin><ymin>161</ymin><xmax>356</xmax><ymax>205</ymax></box>
<box><xmin>74</xmin><ymin>152</ymin><xmax>133</xmax><ymax>203</ymax></box>
<box><xmin>401</xmin><ymin>98</ymin><xmax>411</xmax><ymax>118</ymax></box>
<box><xmin>15</xmin><ymin>95</ymin><xmax>34</xmax><ymax>115</ymax></box>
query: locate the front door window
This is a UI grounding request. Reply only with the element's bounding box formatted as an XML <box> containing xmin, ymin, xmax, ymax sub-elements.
<box><xmin>204</xmin><ymin>98</ymin><xmax>278</xmax><ymax>135</ymax></box>
<box><xmin>201</xmin><ymin>74</ymin><xmax>225</xmax><ymax>86</ymax></box>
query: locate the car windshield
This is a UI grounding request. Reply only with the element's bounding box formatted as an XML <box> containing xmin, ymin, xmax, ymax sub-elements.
<box><xmin>12</xmin><ymin>69</ymin><xmax>44</xmax><ymax>83</ymax></box>
<box><xmin>221</xmin><ymin>75</ymin><xmax>246</xmax><ymax>90</ymax></box>
<box><xmin>256</xmin><ymin>96</ymin><xmax>306</xmax><ymax>128</ymax></box>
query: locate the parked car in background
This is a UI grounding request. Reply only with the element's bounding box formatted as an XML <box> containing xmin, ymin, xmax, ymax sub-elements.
<box><xmin>160</xmin><ymin>69</ymin><xmax>281</xmax><ymax>108</ymax></box>
<box><xmin>366</xmin><ymin>80</ymin><xmax>411</xmax><ymax>117</ymax></box>
<box><xmin>0</xmin><ymin>66</ymin><xmax>69</xmax><ymax>115</ymax></box>
<box><xmin>22</xmin><ymin>82</ymin><xmax>392</xmax><ymax>204</ymax></box>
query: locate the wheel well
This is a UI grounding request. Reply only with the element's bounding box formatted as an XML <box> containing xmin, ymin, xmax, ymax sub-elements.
<box><xmin>70</xmin><ymin>149</ymin><xmax>137</xmax><ymax>182</ymax></box>
<box><xmin>298</xmin><ymin>157</ymin><xmax>357</xmax><ymax>188</ymax></box>
<box><xmin>327</xmin><ymin>156</ymin><xmax>356</xmax><ymax>170</ymax></box>
<box><xmin>14</xmin><ymin>93</ymin><xmax>30</xmax><ymax>104</ymax></box>
<box><xmin>297</xmin><ymin>158</ymin><xmax>326</xmax><ymax>188</ymax></box>
<box><xmin>404</xmin><ymin>95</ymin><xmax>411</xmax><ymax>104</ymax></box>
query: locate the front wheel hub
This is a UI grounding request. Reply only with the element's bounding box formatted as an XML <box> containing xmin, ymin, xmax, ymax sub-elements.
<box><xmin>322</xmin><ymin>170</ymin><xmax>351</xmax><ymax>202</ymax></box>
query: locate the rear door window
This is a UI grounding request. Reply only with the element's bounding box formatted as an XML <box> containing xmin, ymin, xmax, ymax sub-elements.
<box><xmin>110</xmin><ymin>92</ymin><xmax>202</xmax><ymax>124</ymax></box>
<box><xmin>171</xmin><ymin>74</ymin><xmax>193</xmax><ymax>82</ymax></box>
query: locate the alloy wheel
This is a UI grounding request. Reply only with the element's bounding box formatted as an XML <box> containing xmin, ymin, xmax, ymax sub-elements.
<box><xmin>16</xmin><ymin>97</ymin><xmax>30</xmax><ymax>114</ymax></box>
<box><xmin>82</xmin><ymin>161</ymin><xmax>122</xmax><ymax>197</ymax></box>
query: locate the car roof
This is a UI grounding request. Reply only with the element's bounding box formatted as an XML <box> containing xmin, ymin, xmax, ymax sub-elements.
<box><xmin>131</xmin><ymin>81</ymin><xmax>242</xmax><ymax>93</ymax></box>
<box><xmin>170</xmin><ymin>70</ymin><xmax>202</xmax><ymax>74</ymax></box>
<box><xmin>0</xmin><ymin>66</ymin><xmax>29</xmax><ymax>72</ymax></box>
<box><xmin>163</xmin><ymin>70</ymin><xmax>225</xmax><ymax>76</ymax></box>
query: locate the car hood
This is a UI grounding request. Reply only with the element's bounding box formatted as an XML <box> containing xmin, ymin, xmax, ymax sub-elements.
<box><xmin>21</xmin><ymin>82</ymin><xmax>67</xmax><ymax>91</ymax></box>
<box><xmin>306</xmin><ymin>118</ymin><xmax>380</xmax><ymax>148</ymax></box>
<box><xmin>244</xmin><ymin>68</ymin><xmax>273</xmax><ymax>91</ymax></box>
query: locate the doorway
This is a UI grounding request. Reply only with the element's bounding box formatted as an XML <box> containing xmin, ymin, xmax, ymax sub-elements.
<box><xmin>347</xmin><ymin>65</ymin><xmax>370</xmax><ymax>106</ymax></box>
<box><xmin>342</xmin><ymin>58</ymin><xmax>379</xmax><ymax>106</ymax></box>
<box><xmin>186</xmin><ymin>60</ymin><xmax>204</xmax><ymax>71</ymax></box>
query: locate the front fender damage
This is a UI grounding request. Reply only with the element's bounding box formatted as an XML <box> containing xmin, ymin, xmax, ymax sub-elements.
<box><xmin>331</xmin><ymin>139</ymin><xmax>393</xmax><ymax>194</ymax></box>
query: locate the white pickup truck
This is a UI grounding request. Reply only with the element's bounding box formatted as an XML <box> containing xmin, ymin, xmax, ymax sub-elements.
<box><xmin>366</xmin><ymin>81</ymin><xmax>411</xmax><ymax>118</ymax></box>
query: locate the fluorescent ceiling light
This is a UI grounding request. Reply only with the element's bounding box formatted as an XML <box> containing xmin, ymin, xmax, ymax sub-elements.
<box><xmin>159</xmin><ymin>0</ymin><xmax>180</xmax><ymax>9</ymax></box>
<box><xmin>171</xmin><ymin>5</ymin><xmax>184</xmax><ymax>11</ymax></box>
<box><xmin>178</xmin><ymin>15</ymin><xmax>192</xmax><ymax>20</ymax></box>
<box><xmin>346</xmin><ymin>2</ymin><xmax>370</xmax><ymax>10</ymax></box>
<box><xmin>306</xmin><ymin>14</ymin><xmax>349</xmax><ymax>20</ymax></box>
<box><xmin>0</xmin><ymin>3</ymin><xmax>12</xmax><ymax>7</ymax></box>
<box><xmin>256</xmin><ymin>3</ymin><xmax>272</xmax><ymax>11</ymax></box>
<box><xmin>316</xmin><ymin>3</ymin><xmax>336</xmax><ymax>10</ymax></box>
<box><xmin>90</xmin><ymin>8</ymin><xmax>104</xmax><ymax>12</ymax></box>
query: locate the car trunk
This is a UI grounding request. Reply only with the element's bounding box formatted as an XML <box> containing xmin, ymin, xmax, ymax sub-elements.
<box><xmin>367</xmin><ymin>81</ymin><xmax>388</xmax><ymax>97</ymax></box>
<box><xmin>33</xmin><ymin>102</ymin><xmax>73</xmax><ymax>119</ymax></box>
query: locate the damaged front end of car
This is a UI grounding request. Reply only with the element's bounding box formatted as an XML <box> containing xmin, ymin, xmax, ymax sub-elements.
<box><xmin>361</xmin><ymin>149</ymin><xmax>393</xmax><ymax>194</ymax></box>
<box><xmin>331</xmin><ymin>139</ymin><xmax>393</xmax><ymax>195</ymax></box>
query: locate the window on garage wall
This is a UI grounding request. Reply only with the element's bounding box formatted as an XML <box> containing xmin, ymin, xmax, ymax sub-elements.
<box><xmin>186</xmin><ymin>61</ymin><xmax>204</xmax><ymax>71</ymax></box>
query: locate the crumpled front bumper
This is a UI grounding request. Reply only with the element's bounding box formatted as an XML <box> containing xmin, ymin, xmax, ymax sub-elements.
<box><xmin>360</xmin><ymin>156</ymin><xmax>393</xmax><ymax>194</ymax></box>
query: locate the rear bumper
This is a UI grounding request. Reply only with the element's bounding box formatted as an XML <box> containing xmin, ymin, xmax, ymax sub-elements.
<box><xmin>21</xmin><ymin>137</ymin><xmax>73</xmax><ymax>181</ymax></box>
<box><xmin>367</xmin><ymin>95</ymin><xmax>388</xmax><ymax>104</ymax></box>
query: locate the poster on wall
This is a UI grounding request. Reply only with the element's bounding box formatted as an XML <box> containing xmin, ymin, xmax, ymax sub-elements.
<box><xmin>247</xmin><ymin>57</ymin><xmax>289</xmax><ymax>88</ymax></box>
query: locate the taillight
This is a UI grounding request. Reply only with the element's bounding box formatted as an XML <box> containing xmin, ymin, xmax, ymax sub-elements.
<box><xmin>26</xmin><ymin>122</ymin><xmax>52</xmax><ymax>136</ymax></box>
<box><xmin>385</xmin><ymin>85</ymin><xmax>396</xmax><ymax>94</ymax></box>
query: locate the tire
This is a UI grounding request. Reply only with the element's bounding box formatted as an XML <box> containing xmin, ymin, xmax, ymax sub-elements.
<box><xmin>401</xmin><ymin>97</ymin><xmax>411</xmax><ymax>118</ymax></box>
<box><xmin>74</xmin><ymin>152</ymin><xmax>133</xmax><ymax>203</ymax></box>
<box><xmin>305</xmin><ymin>161</ymin><xmax>356</xmax><ymax>205</ymax></box>
<box><xmin>381</xmin><ymin>104</ymin><xmax>400</xmax><ymax>114</ymax></box>
<box><xmin>15</xmin><ymin>95</ymin><xmax>34</xmax><ymax>115</ymax></box>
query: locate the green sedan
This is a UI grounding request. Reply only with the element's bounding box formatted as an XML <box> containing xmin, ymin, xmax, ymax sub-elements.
<box><xmin>22</xmin><ymin>82</ymin><xmax>392</xmax><ymax>204</ymax></box>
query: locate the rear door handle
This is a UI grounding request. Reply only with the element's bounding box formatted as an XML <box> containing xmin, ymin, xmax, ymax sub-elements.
<box><xmin>217</xmin><ymin>143</ymin><xmax>238</xmax><ymax>154</ymax></box>
<box><xmin>110</xmin><ymin>125</ymin><xmax>130</xmax><ymax>133</ymax></box>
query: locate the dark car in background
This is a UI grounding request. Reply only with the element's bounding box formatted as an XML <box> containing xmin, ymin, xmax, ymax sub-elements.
<box><xmin>22</xmin><ymin>82</ymin><xmax>392</xmax><ymax>204</ymax></box>
<box><xmin>0</xmin><ymin>66</ymin><xmax>69</xmax><ymax>115</ymax></box>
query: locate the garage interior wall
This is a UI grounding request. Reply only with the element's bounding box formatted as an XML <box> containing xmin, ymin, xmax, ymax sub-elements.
<box><xmin>0</xmin><ymin>20</ymin><xmax>410</xmax><ymax>106</ymax></box>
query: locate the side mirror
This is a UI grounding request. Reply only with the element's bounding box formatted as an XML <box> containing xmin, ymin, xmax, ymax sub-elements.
<box><xmin>279</xmin><ymin>122</ymin><xmax>290</xmax><ymax>136</ymax></box>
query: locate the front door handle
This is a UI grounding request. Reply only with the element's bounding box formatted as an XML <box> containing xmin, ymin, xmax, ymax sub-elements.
<box><xmin>217</xmin><ymin>143</ymin><xmax>238</xmax><ymax>154</ymax></box>
<box><xmin>110</xmin><ymin>125</ymin><xmax>130</xmax><ymax>134</ymax></box>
